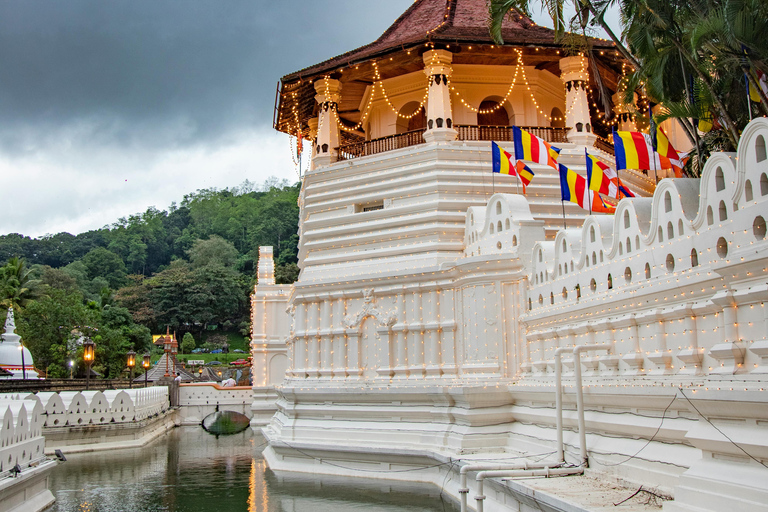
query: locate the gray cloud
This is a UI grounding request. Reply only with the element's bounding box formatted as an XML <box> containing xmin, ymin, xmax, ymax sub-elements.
<box><xmin>0</xmin><ymin>0</ymin><xmax>412</xmax><ymax>153</ymax></box>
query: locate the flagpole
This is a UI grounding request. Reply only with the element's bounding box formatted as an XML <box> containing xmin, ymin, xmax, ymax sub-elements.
<box><xmin>561</xmin><ymin>201</ymin><xmax>567</xmax><ymax>229</ymax></box>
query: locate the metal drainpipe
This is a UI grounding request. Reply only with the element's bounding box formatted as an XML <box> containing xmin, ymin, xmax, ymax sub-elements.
<box><xmin>474</xmin><ymin>467</ymin><xmax>585</xmax><ymax>511</ymax></box>
<box><xmin>572</xmin><ymin>344</ymin><xmax>612</xmax><ymax>466</ymax></box>
<box><xmin>554</xmin><ymin>346</ymin><xmax>572</xmax><ymax>464</ymax></box>
<box><xmin>459</xmin><ymin>462</ymin><xmax>553</xmax><ymax>512</ymax></box>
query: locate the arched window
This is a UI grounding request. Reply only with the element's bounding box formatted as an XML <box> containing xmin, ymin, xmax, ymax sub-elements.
<box><xmin>512</xmin><ymin>235</ymin><xmax>518</xmax><ymax>247</ymax></box>
<box><xmin>635</xmin><ymin>235</ymin><xmax>640</xmax><ymax>249</ymax></box>
<box><xmin>707</xmin><ymin>206</ymin><xmax>714</xmax><ymax>226</ymax></box>
<box><xmin>757</xmin><ymin>135</ymin><xmax>767</xmax><ymax>163</ymax></box>
<box><xmin>562</xmin><ymin>240</ymin><xmax>567</xmax><ymax>253</ymax></box>
<box><xmin>690</xmin><ymin>248</ymin><xmax>699</xmax><ymax>267</ymax></box>
<box><xmin>645</xmin><ymin>262</ymin><xmax>651</xmax><ymax>279</ymax></box>
<box><xmin>619</xmin><ymin>243</ymin><xmax>623</xmax><ymax>256</ymax></box>
<box><xmin>755</xmin><ymin>216</ymin><xmax>767</xmax><ymax>240</ymax></box>
<box><xmin>592</xmin><ymin>252</ymin><xmax>597</xmax><ymax>265</ymax></box>
<box><xmin>562</xmin><ymin>287</ymin><xmax>568</xmax><ymax>299</ymax></box>
<box><xmin>496</xmin><ymin>202</ymin><xmax>502</xmax><ymax>215</ymax></box>
<box><xmin>538</xmin><ymin>294</ymin><xmax>544</xmax><ymax>305</ymax></box>
<box><xmin>477</xmin><ymin>97</ymin><xmax>512</xmax><ymax>127</ymax></box>
<box><xmin>396</xmin><ymin>102</ymin><xmax>426</xmax><ymax>134</ymax></box>
<box><xmin>719</xmin><ymin>200</ymin><xmax>727</xmax><ymax>221</ymax></box>
<box><xmin>664</xmin><ymin>192</ymin><xmax>672</xmax><ymax>212</ymax></box>
<box><xmin>745</xmin><ymin>180</ymin><xmax>754</xmax><ymax>202</ymax></box>
<box><xmin>550</xmin><ymin>107</ymin><xmax>565</xmax><ymax>128</ymax></box>
<box><xmin>761</xmin><ymin>173</ymin><xmax>768</xmax><ymax>196</ymax></box>
<box><xmin>607</xmin><ymin>274</ymin><xmax>613</xmax><ymax>289</ymax></box>
<box><xmin>667</xmin><ymin>222</ymin><xmax>674</xmax><ymax>239</ymax></box>
<box><xmin>490</xmin><ymin>223</ymin><xmax>495</xmax><ymax>234</ymax></box>
<box><xmin>590</xmin><ymin>278</ymin><xmax>597</xmax><ymax>291</ymax></box>
<box><xmin>624</xmin><ymin>211</ymin><xmax>631</xmax><ymax>229</ymax></box>
<box><xmin>539</xmin><ymin>250</ymin><xmax>543</xmax><ymax>262</ymax></box>
<box><xmin>666</xmin><ymin>254</ymin><xmax>675</xmax><ymax>272</ymax></box>
<box><xmin>678</xmin><ymin>219</ymin><xmax>684</xmax><ymax>237</ymax></box>
<box><xmin>626</xmin><ymin>237</ymin><xmax>632</xmax><ymax>253</ymax></box>
<box><xmin>624</xmin><ymin>267</ymin><xmax>632</xmax><ymax>283</ymax></box>
<box><xmin>497</xmin><ymin>221</ymin><xmax>503</xmax><ymax>232</ymax></box>
<box><xmin>505</xmin><ymin>219</ymin><xmax>510</xmax><ymax>230</ymax></box>
<box><xmin>715</xmin><ymin>167</ymin><xmax>725</xmax><ymax>191</ymax></box>
<box><xmin>590</xmin><ymin>226</ymin><xmax>596</xmax><ymax>243</ymax></box>
<box><xmin>717</xmin><ymin>237</ymin><xmax>728</xmax><ymax>258</ymax></box>
<box><xmin>658</xmin><ymin>227</ymin><xmax>663</xmax><ymax>242</ymax></box>
<box><xmin>550</xmin><ymin>292</ymin><xmax>554</xmax><ymax>305</ymax></box>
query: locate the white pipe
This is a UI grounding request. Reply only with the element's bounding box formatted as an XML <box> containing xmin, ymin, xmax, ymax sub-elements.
<box><xmin>459</xmin><ymin>462</ymin><xmax>551</xmax><ymax>512</ymax></box>
<box><xmin>554</xmin><ymin>346</ymin><xmax>571</xmax><ymax>463</ymax></box>
<box><xmin>572</xmin><ymin>344</ymin><xmax>612</xmax><ymax>466</ymax></box>
<box><xmin>474</xmin><ymin>467</ymin><xmax>585</xmax><ymax>511</ymax></box>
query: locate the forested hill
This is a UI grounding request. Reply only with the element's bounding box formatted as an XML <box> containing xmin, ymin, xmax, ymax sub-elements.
<box><xmin>0</xmin><ymin>179</ymin><xmax>300</xmax><ymax>378</ymax></box>
<box><xmin>0</xmin><ymin>178</ymin><xmax>300</xmax><ymax>280</ymax></box>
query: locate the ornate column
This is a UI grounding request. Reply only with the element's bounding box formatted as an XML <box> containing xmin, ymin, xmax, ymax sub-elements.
<box><xmin>612</xmin><ymin>91</ymin><xmax>638</xmax><ymax>132</ymax></box>
<box><xmin>313</xmin><ymin>78</ymin><xmax>341</xmax><ymax>166</ymax></box>
<box><xmin>422</xmin><ymin>49</ymin><xmax>457</xmax><ymax>143</ymax></box>
<box><xmin>559</xmin><ymin>55</ymin><xmax>596</xmax><ymax>146</ymax></box>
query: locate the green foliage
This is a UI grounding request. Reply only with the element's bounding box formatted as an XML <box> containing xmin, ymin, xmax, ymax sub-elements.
<box><xmin>1</xmin><ymin>178</ymin><xmax>301</xmax><ymax>378</ymax></box>
<box><xmin>181</xmin><ymin>332</ymin><xmax>196</xmax><ymax>354</ymax></box>
<box><xmin>0</xmin><ymin>257</ymin><xmax>41</xmax><ymax>310</ymax></box>
<box><xmin>188</xmin><ymin>236</ymin><xmax>239</xmax><ymax>268</ymax></box>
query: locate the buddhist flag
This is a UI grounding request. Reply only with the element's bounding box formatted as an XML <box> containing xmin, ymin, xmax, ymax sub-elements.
<box><xmin>592</xmin><ymin>194</ymin><xmax>616</xmax><ymax>214</ymax></box>
<box><xmin>559</xmin><ymin>164</ymin><xmax>591</xmax><ymax>210</ymax></box>
<box><xmin>613</xmin><ymin>129</ymin><xmax>654</xmax><ymax>171</ymax></box>
<box><xmin>654</xmin><ymin>127</ymin><xmax>683</xmax><ymax>178</ymax></box>
<box><xmin>515</xmin><ymin>160</ymin><xmax>535</xmax><ymax>194</ymax></box>
<box><xmin>513</xmin><ymin>126</ymin><xmax>561</xmax><ymax>169</ymax></box>
<box><xmin>586</xmin><ymin>150</ymin><xmax>618</xmax><ymax>197</ymax></box>
<box><xmin>491</xmin><ymin>141</ymin><xmax>515</xmax><ymax>175</ymax></box>
<box><xmin>617</xmin><ymin>182</ymin><xmax>636</xmax><ymax>199</ymax></box>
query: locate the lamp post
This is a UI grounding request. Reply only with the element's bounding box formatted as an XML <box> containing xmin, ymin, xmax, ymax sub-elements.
<box><xmin>163</xmin><ymin>336</ymin><xmax>172</xmax><ymax>377</ymax></box>
<box><xmin>17</xmin><ymin>342</ymin><xmax>26</xmax><ymax>380</ymax></box>
<box><xmin>143</xmin><ymin>352</ymin><xmax>151</xmax><ymax>388</ymax></box>
<box><xmin>83</xmin><ymin>338</ymin><xmax>95</xmax><ymax>390</ymax></box>
<box><xmin>127</xmin><ymin>349</ymin><xmax>136</xmax><ymax>389</ymax></box>
<box><xmin>198</xmin><ymin>366</ymin><xmax>203</xmax><ymax>380</ymax></box>
<box><xmin>69</xmin><ymin>360</ymin><xmax>74</xmax><ymax>379</ymax></box>
<box><xmin>170</xmin><ymin>338</ymin><xmax>178</xmax><ymax>377</ymax></box>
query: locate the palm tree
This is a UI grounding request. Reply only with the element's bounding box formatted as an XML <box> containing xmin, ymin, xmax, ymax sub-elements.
<box><xmin>0</xmin><ymin>257</ymin><xmax>41</xmax><ymax>311</ymax></box>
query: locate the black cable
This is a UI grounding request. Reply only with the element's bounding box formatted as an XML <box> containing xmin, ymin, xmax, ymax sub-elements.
<box><xmin>677</xmin><ymin>387</ymin><xmax>768</xmax><ymax>469</ymax></box>
<box><xmin>438</xmin><ymin>459</ymin><xmax>456</xmax><ymax>512</ymax></box>
<box><xmin>591</xmin><ymin>394</ymin><xmax>677</xmax><ymax>467</ymax></box>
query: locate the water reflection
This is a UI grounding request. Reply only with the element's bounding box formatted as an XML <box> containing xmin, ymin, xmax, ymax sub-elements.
<box><xmin>49</xmin><ymin>427</ymin><xmax>457</xmax><ymax>512</ymax></box>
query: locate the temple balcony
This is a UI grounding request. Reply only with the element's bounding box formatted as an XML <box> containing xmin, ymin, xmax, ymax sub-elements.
<box><xmin>336</xmin><ymin>125</ymin><xmax>615</xmax><ymax>161</ymax></box>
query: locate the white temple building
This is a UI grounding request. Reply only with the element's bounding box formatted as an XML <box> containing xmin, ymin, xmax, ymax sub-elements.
<box><xmin>0</xmin><ymin>308</ymin><xmax>38</xmax><ymax>380</ymax></box>
<box><xmin>250</xmin><ymin>1</ymin><xmax>768</xmax><ymax>510</ymax></box>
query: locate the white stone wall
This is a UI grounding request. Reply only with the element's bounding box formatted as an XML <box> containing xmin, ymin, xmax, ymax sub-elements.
<box><xmin>0</xmin><ymin>388</ymin><xmax>169</xmax><ymax>428</ymax></box>
<box><xmin>0</xmin><ymin>399</ymin><xmax>45</xmax><ymax>473</ymax></box>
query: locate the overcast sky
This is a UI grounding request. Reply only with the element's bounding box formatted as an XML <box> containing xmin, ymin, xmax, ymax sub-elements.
<box><xmin>0</xmin><ymin>0</ymin><xmax>617</xmax><ymax>238</ymax></box>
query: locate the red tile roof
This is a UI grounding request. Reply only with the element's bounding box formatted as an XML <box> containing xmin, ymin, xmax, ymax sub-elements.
<box><xmin>282</xmin><ymin>0</ymin><xmax>613</xmax><ymax>81</ymax></box>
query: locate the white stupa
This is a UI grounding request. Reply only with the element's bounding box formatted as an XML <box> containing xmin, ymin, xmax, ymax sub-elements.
<box><xmin>0</xmin><ymin>307</ymin><xmax>39</xmax><ymax>379</ymax></box>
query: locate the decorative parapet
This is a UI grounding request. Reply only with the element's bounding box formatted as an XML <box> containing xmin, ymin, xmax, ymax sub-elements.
<box><xmin>0</xmin><ymin>387</ymin><xmax>169</xmax><ymax>428</ymax></box>
<box><xmin>521</xmin><ymin>117</ymin><xmax>768</xmax><ymax>380</ymax></box>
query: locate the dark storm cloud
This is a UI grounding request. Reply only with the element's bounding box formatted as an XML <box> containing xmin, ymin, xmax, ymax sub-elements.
<box><xmin>0</xmin><ymin>0</ymin><xmax>412</xmax><ymax>153</ymax></box>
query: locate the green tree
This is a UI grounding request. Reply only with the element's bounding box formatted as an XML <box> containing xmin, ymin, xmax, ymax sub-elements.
<box><xmin>0</xmin><ymin>257</ymin><xmax>41</xmax><ymax>310</ymax></box>
<box><xmin>181</xmin><ymin>332</ymin><xmax>196</xmax><ymax>354</ymax></box>
<box><xmin>82</xmin><ymin>247</ymin><xmax>127</xmax><ymax>289</ymax></box>
<box><xmin>187</xmin><ymin>236</ymin><xmax>239</xmax><ymax>268</ymax></box>
<box><xmin>16</xmin><ymin>288</ymin><xmax>95</xmax><ymax>378</ymax></box>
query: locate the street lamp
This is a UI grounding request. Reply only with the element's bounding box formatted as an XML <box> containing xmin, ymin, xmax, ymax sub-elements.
<box><xmin>83</xmin><ymin>338</ymin><xmax>95</xmax><ymax>390</ymax></box>
<box><xmin>126</xmin><ymin>349</ymin><xmax>136</xmax><ymax>389</ymax></box>
<box><xmin>69</xmin><ymin>360</ymin><xmax>74</xmax><ymax>379</ymax></box>
<box><xmin>163</xmin><ymin>336</ymin><xmax>172</xmax><ymax>377</ymax></box>
<box><xmin>142</xmin><ymin>352</ymin><xmax>151</xmax><ymax>388</ymax></box>
<box><xmin>198</xmin><ymin>366</ymin><xmax>203</xmax><ymax>380</ymax></box>
<box><xmin>17</xmin><ymin>342</ymin><xmax>26</xmax><ymax>380</ymax></box>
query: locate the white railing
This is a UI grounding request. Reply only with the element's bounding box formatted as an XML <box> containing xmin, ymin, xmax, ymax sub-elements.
<box><xmin>0</xmin><ymin>388</ymin><xmax>169</xmax><ymax>428</ymax></box>
<box><xmin>0</xmin><ymin>399</ymin><xmax>46</xmax><ymax>476</ymax></box>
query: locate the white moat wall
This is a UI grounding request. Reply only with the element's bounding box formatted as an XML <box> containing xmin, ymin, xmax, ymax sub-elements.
<box><xmin>253</xmin><ymin>118</ymin><xmax>768</xmax><ymax>512</ymax></box>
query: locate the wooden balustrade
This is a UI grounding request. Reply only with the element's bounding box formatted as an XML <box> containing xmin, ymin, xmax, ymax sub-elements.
<box><xmin>593</xmin><ymin>135</ymin><xmax>615</xmax><ymax>155</ymax></box>
<box><xmin>336</xmin><ymin>125</ymin><xmax>570</xmax><ymax>160</ymax></box>
<box><xmin>455</xmin><ymin>125</ymin><xmax>568</xmax><ymax>143</ymax></box>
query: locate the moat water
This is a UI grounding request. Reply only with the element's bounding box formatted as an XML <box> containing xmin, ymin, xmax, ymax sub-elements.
<box><xmin>49</xmin><ymin>427</ymin><xmax>458</xmax><ymax>512</ymax></box>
